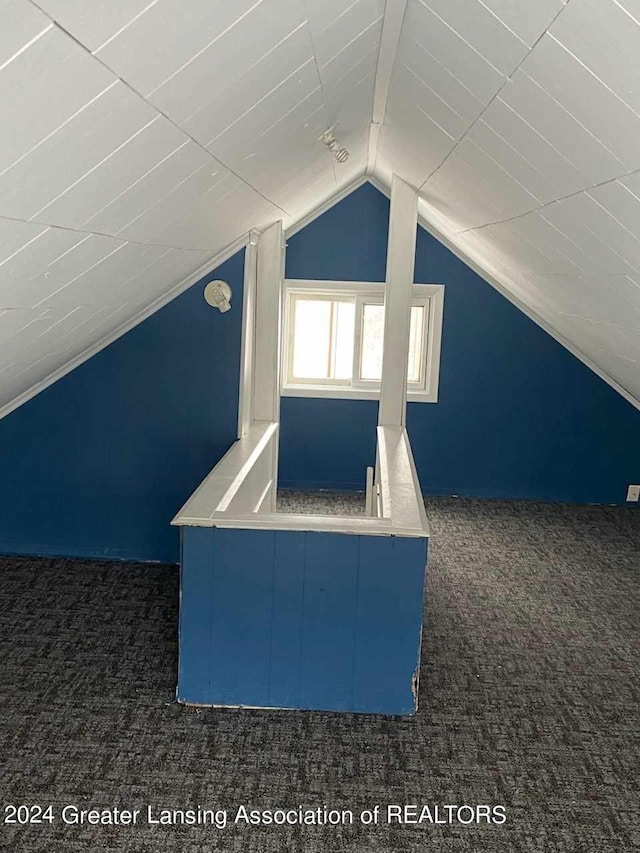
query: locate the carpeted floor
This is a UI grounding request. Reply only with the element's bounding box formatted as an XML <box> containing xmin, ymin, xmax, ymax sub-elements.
<box><xmin>0</xmin><ymin>496</ymin><xmax>639</xmax><ymax>852</ymax></box>
<box><xmin>278</xmin><ymin>489</ymin><xmax>366</xmax><ymax>516</ymax></box>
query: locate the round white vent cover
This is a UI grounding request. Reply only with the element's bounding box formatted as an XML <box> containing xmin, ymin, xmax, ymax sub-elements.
<box><xmin>204</xmin><ymin>280</ymin><xmax>232</xmax><ymax>313</ymax></box>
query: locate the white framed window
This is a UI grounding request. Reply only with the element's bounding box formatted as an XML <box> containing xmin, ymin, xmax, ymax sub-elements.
<box><xmin>281</xmin><ymin>280</ymin><xmax>444</xmax><ymax>402</ymax></box>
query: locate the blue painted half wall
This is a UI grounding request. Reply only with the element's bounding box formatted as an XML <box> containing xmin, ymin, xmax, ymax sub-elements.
<box><xmin>0</xmin><ymin>253</ymin><xmax>244</xmax><ymax>563</ymax></box>
<box><xmin>280</xmin><ymin>183</ymin><xmax>640</xmax><ymax>504</ymax></box>
<box><xmin>0</xmin><ymin>183</ymin><xmax>639</xmax><ymax>564</ymax></box>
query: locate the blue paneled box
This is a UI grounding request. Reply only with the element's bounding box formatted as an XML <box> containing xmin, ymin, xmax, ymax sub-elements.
<box><xmin>178</xmin><ymin>525</ymin><xmax>427</xmax><ymax>715</ymax></box>
<box><xmin>173</xmin><ymin>424</ymin><xmax>429</xmax><ymax>716</ymax></box>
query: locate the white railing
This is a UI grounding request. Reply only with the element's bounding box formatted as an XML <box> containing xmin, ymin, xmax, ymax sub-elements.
<box><xmin>173</xmin><ymin>423</ymin><xmax>428</xmax><ymax>540</ymax></box>
<box><xmin>172</xmin><ymin>421</ymin><xmax>278</xmax><ymax>525</ymax></box>
<box><xmin>374</xmin><ymin>426</ymin><xmax>429</xmax><ymax>534</ymax></box>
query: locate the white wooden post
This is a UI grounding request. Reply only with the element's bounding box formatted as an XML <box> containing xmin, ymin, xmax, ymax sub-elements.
<box><xmin>253</xmin><ymin>221</ymin><xmax>284</xmax><ymax>424</ymax></box>
<box><xmin>365</xmin><ymin>465</ymin><xmax>375</xmax><ymax>516</ymax></box>
<box><xmin>378</xmin><ymin>175</ymin><xmax>418</xmax><ymax>428</ymax></box>
<box><xmin>237</xmin><ymin>231</ymin><xmax>258</xmax><ymax>438</ymax></box>
<box><xmin>253</xmin><ymin>220</ymin><xmax>285</xmax><ymax>510</ymax></box>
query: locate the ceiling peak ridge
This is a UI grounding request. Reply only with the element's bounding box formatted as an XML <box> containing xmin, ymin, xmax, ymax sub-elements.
<box><xmin>367</xmin><ymin>0</ymin><xmax>409</xmax><ymax>174</ymax></box>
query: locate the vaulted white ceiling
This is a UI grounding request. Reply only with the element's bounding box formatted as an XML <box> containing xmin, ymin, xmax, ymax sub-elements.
<box><xmin>1</xmin><ymin>0</ymin><xmax>639</xmax><ymax>417</ymax></box>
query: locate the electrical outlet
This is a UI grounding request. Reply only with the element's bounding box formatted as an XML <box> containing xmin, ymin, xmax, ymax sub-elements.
<box><xmin>626</xmin><ymin>485</ymin><xmax>640</xmax><ymax>502</ymax></box>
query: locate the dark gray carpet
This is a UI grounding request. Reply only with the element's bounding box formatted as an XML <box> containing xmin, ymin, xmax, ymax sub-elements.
<box><xmin>278</xmin><ymin>489</ymin><xmax>365</xmax><ymax>516</ymax></box>
<box><xmin>1</xmin><ymin>497</ymin><xmax>639</xmax><ymax>852</ymax></box>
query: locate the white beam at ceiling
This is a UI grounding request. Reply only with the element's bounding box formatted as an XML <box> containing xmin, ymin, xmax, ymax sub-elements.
<box><xmin>367</xmin><ymin>0</ymin><xmax>408</xmax><ymax>174</ymax></box>
<box><xmin>378</xmin><ymin>174</ymin><xmax>418</xmax><ymax>427</ymax></box>
<box><xmin>237</xmin><ymin>229</ymin><xmax>259</xmax><ymax>438</ymax></box>
<box><xmin>253</xmin><ymin>220</ymin><xmax>285</xmax><ymax>425</ymax></box>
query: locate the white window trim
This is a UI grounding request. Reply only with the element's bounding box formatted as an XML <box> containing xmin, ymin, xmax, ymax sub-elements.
<box><xmin>281</xmin><ymin>279</ymin><xmax>444</xmax><ymax>403</ymax></box>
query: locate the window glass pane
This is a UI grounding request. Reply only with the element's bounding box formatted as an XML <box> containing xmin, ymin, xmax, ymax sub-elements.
<box><xmin>333</xmin><ymin>301</ymin><xmax>355</xmax><ymax>379</ymax></box>
<box><xmin>407</xmin><ymin>305</ymin><xmax>425</xmax><ymax>383</ymax></box>
<box><xmin>360</xmin><ymin>303</ymin><xmax>385</xmax><ymax>380</ymax></box>
<box><xmin>289</xmin><ymin>291</ymin><xmax>430</xmax><ymax>389</ymax></box>
<box><xmin>291</xmin><ymin>298</ymin><xmax>355</xmax><ymax>381</ymax></box>
<box><xmin>292</xmin><ymin>299</ymin><xmax>332</xmax><ymax>379</ymax></box>
<box><xmin>360</xmin><ymin>302</ymin><xmax>426</xmax><ymax>383</ymax></box>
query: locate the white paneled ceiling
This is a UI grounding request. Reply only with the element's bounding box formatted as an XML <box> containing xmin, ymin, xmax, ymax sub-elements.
<box><xmin>1</xmin><ymin>0</ymin><xmax>640</xmax><ymax>416</ymax></box>
<box><xmin>0</xmin><ymin>0</ymin><xmax>375</xmax><ymax>415</ymax></box>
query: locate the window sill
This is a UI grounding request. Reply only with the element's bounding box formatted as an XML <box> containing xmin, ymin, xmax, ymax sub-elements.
<box><xmin>281</xmin><ymin>385</ymin><xmax>438</xmax><ymax>403</ymax></box>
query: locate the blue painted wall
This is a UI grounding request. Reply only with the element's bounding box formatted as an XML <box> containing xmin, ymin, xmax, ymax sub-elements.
<box><xmin>0</xmin><ymin>253</ymin><xmax>245</xmax><ymax>563</ymax></box>
<box><xmin>280</xmin><ymin>183</ymin><xmax>640</xmax><ymax>503</ymax></box>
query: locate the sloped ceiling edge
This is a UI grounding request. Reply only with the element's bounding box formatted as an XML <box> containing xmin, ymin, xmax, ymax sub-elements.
<box><xmin>2</xmin><ymin>172</ymin><xmax>638</xmax><ymax>423</ymax></box>
<box><xmin>367</xmin><ymin>174</ymin><xmax>640</xmax><ymax>413</ymax></box>
<box><xmin>0</xmin><ymin>174</ymin><xmax>370</xmax><ymax>422</ymax></box>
